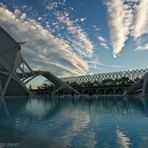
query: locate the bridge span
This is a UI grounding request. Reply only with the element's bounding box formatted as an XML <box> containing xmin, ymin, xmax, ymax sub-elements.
<box><xmin>39</xmin><ymin>68</ymin><xmax>148</xmax><ymax>96</ymax></box>
<box><xmin>18</xmin><ymin>71</ymin><xmax>80</xmax><ymax>95</ymax></box>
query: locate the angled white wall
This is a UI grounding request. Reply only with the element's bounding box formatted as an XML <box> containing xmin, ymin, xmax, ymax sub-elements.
<box><xmin>125</xmin><ymin>72</ymin><xmax>148</xmax><ymax>96</ymax></box>
<box><xmin>0</xmin><ymin>26</ymin><xmax>79</xmax><ymax>96</ymax></box>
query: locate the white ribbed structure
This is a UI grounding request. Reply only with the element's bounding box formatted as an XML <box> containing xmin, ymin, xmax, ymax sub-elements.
<box><xmin>0</xmin><ymin>26</ymin><xmax>79</xmax><ymax>97</ymax></box>
<box><xmin>125</xmin><ymin>72</ymin><xmax>148</xmax><ymax>96</ymax></box>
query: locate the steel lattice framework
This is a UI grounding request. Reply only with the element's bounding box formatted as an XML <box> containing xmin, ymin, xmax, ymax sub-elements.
<box><xmin>41</xmin><ymin>68</ymin><xmax>148</xmax><ymax>87</ymax></box>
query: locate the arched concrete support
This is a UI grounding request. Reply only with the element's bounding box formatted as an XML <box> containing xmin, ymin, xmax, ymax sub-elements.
<box><xmin>51</xmin><ymin>85</ymin><xmax>73</xmax><ymax>95</ymax></box>
<box><xmin>141</xmin><ymin>73</ymin><xmax>148</xmax><ymax>96</ymax></box>
<box><xmin>22</xmin><ymin>71</ymin><xmax>80</xmax><ymax>95</ymax></box>
<box><xmin>125</xmin><ymin>80</ymin><xmax>143</xmax><ymax>95</ymax></box>
<box><xmin>0</xmin><ymin>72</ymin><xmax>30</xmax><ymax>96</ymax></box>
<box><xmin>125</xmin><ymin>72</ymin><xmax>148</xmax><ymax>96</ymax></box>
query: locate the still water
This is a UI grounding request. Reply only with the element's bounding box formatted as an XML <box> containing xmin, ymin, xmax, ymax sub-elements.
<box><xmin>0</xmin><ymin>96</ymin><xmax>148</xmax><ymax>148</ymax></box>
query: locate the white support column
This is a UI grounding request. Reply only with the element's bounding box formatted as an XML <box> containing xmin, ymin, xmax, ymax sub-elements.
<box><xmin>1</xmin><ymin>52</ymin><xmax>18</xmax><ymax>97</ymax></box>
<box><xmin>51</xmin><ymin>85</ymin><xmax>63</xmax><ymax>95</ymax></box>
<box><xmin>22</xmin><ymin>58</ymin><xmax>35</xmax><ymax>76</ymax></box>
<box><xmin>19</xmin><ymin>66</ymin><xmax>24</xmax><ymax>75</ymax></box>
<box><xmin>141</xmin><ymin>73</ymin><xmax>148</xmax><ymax>97</ymax></box>
<box><xmin>1</xmin><ymin>73</ymin><xmax>13</xmax><ymax>97</ymax></box>
<box><xmin>13</xmin><ymin>73</ymin><xmax>32</xmax><ymax>96</ymax></box>
<box><xmin>24</xmin><ymin>75</ymin><xmax>37</xmax><ymax>85</ymax></box>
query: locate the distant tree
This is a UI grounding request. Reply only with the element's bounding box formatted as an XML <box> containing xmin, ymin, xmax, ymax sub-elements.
<box><xmin>69</xmin><ymin>82</ymin><xmax>78</xmax><ymax>87</ymax></box>
<box><xmin>101</xmin><ymin>79</ymin><xmax>113</xmax><ymax>85</ymax></box>
<box><xmin>120</xmin><ymin>77</ymin><xmax>129</xmax><ymax>84</ymax></box>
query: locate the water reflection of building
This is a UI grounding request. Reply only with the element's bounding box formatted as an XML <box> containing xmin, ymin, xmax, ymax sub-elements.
<box><xmin>1</xmin><ymin>96</ymin><xmax>148</xmax><ymax>147</ymax></box>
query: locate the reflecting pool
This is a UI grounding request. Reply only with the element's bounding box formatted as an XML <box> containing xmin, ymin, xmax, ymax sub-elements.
<box><xmin>0</xmin><ymin>96</ymin><xmax>148</xmax><ymax>148</ymax></box>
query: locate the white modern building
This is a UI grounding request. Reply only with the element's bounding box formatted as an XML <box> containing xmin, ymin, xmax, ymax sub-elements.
<box><xmin>0</xmin><ymin>26</ymin><xmax>79</xmax><ymax>97</ymax></box>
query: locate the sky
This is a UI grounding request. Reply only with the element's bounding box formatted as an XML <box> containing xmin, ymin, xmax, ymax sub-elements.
<box><xmin>0</xmin><ymin>0</ymin><xmax>148</xmax><ymax>80</ymax></box>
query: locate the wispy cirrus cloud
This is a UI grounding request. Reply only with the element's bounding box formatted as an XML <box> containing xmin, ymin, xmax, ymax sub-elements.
<box><xmin>135</xmin><ymin>36</ymin><xmax>148</xmax><ymax>51</ymax></box>
<box><xmin>87</xmin><ymin>56</ymin><xmax>120</xmax><ymax>73</ymax></box>
<box><xmin>88</xmin><ymin>61</ymin><xmax>120</xmax><ymax>69</ymax></box>
<box><xmin>93</xmin><ymin>25</ymin><xmax>100</xmax><ymax>32</ymax></box>
<box><xmin>105</xmin><ymin>0</ymin><xmax>148</xmax><ymax>56</ymax></box>
<box><xmin>54</xmin><ymin>11</ymin><xmax>94</xmax><ymax>58</ymax></box>
<box><xmin>132</xmin><ymin>0</ymin><xmax>148</xmax><ymax>39</ymax></box>
<box><xmin>98</xmin><ymin>36</ymin><xmax>110</xmax><ymax>49</ymax></box>
<box><xmin>0</xmin><ymin>1</ymin><xmax>124</xmax><ymax>77</ymax></box>
<box><xmin>0</xmin><ymin>5</ymin><xmax>90</xmax><ymax>76</ymax></box>
<box><xmin>46</xmin><ymin>2</ymin><xmax>58</xmax><ymax>10</ymax></box>
<box><xmin>46</xmin><ymin>0</ymin><xmax>66</xmax><ymax>10</ymax></box>
<box><xmin>136</xmin><ymin>43</ymin><xmax>148</xmax><ymax>51</ymax></box>
<box><xmin>130</xmin><ymin>0</ymin><xmax>148</xmax><ymax>52</ymax></box>
<box><xmin>106</xmin><ymin>0</ymin><xmax>133</xmax><ymax>58</ymax></box>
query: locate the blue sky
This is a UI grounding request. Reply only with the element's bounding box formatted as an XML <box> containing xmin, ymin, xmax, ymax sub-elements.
<box><xmin>0</xmin><ymin>0</ymin><xmax>148</xmax><ymax>80</ymax></box>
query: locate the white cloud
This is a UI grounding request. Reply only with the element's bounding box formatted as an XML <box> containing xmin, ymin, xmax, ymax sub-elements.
<box><xmin>135</xmin><ymin>36</ymin><xmax>148</xmax><ymax>51</ymax></box>
<box><xmin>100</xmin><ymin>43</ymin><xmax>109</xmax><ymax>49</ymax></box>
<box><xmin>55</xmin><ymin>11</ymin><xmax>94</xmax><ymax>57</ymax></box>
<box><xmin>87</xmin><ymin>56</ymin><xmax>120</xmax><ymax>73</ymax></box>
<box><xmin>106</xmin><ymin>0</ymin><xmax>133</xmax><ymax>58</ymax></box>
<box><xmin>93</xmin><ymin>25</ymin><xmax>100</xmax><ymax>32</ymax></box>
<box><xmin>45</xmin><ymin>0</ymin><xmax>66</xmax><ymax>11</ymax></box>
<box><xmin>132</xmin><ymin>0</ymin><xmax>148</xmax><ymax>38</ymax></box>
<box><xmin>14</xmin><ymin>9</ymin><xmax>21</xmax><ymax>16</ymax></box>
<box><xmin>47</xmin><ymin>2</ymin><xmax>58</xmax><ymax>10</ymax></box>
<box><xmin>136</xmin><ymin>43</ymin><xmax>148</xmax><ymax>51</ymax></box>
<box><xmin>106</xmin><ymin>0</ymin><xmax>148</xmax><ymax>55</ymax></box>
<box><xmin>98</xmin><ymin>36</ymin><xmax>106</xmax><ymax>43</ymax></box>
<box><xmin>80</xmin><ymin>17</ymin><xmax>87</xmax><ymax>22</ymax></box>
<box><xmin>88</xmin><ymin>61</ymin><xmax>120</xmax><ymax>69</ymax></box>
<box><xmin>0</xmin><ymin>6</ymin><xmax>89</xmax><ymax>77</ymax></box>
<box><xmin>98</xmin><ymin>36</ymin><xmax>110</xmax><ymax>49</ymax></box>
